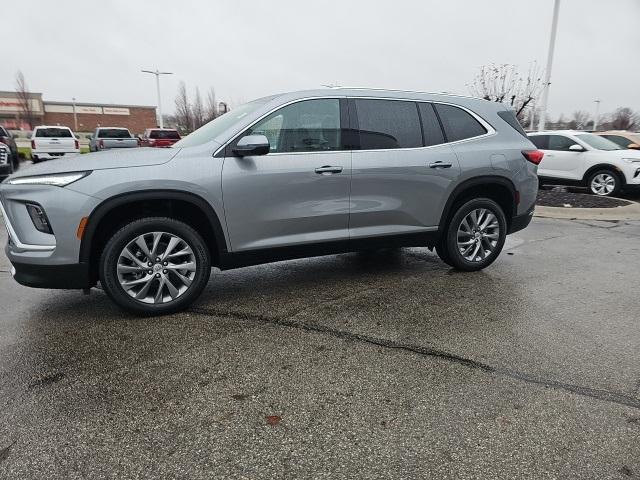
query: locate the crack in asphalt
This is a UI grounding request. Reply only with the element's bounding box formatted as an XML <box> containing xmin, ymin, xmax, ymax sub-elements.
<box><xmin>189</xmin><ymin>306</ymin><xmax>640</xmax><ymax>411</ymax></box>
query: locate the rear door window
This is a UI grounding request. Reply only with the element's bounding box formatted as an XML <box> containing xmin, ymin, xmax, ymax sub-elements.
<box><xmin>417</xmin><ymin>103</ymin><xmax>445</xmax><ymax>146</ymax></box>
<box><xmin>354</xmin><ymin>99</ymin><xmax>422</xmax><ymax>150</ymax></box>
<box><xmin>35</xmin><ymin>128</ymin><xmax>73</xmax><ymax>138</ymax></box>
<box><xmin>529</xmin><ymin>135</ymin><xmax>549</xmax><ymax>149</ymax></box>
<box><xmin>434</xmin><ymin>104</ymin><xmax>487</xmax><ymax>142</ymax></box>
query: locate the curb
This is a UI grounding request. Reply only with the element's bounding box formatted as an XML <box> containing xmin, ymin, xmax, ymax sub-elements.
<box><xmin>534</xmin><ymin>202</ymin><xmax>640</xmax><ymax>221</ymax></box>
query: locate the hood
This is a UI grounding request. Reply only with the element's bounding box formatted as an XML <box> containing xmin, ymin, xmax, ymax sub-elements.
<box><xmin>15</xmin><ymin>147</ymin><xmax>180</xmax><ymax>177</ymax></box>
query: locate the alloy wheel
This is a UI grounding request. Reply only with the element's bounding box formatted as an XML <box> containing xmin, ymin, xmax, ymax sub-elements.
<box><xmin>456</xmin><ymin>208</ymin><xmax>500</xmax><ymax>262</ymax></box>
<box><xmin>116</xmin><ymin>231</ymin><xmax>197</xmax><ymax>304</ymax></box>
<box><xmin>590</xmin><ymin>173</ymin><xmax>616</xmax><ymax>196</ymax></box>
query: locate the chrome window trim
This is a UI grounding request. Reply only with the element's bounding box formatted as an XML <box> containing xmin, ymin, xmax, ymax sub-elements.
<box><xmin>0</xmin><ymin>200</ymin><xmax>56</xmax><ymax>252</ymax></box>
<box><xmin>214</xmin><ymin>96</ymin><xmax>496</xmax><ymax>157</ymax></box>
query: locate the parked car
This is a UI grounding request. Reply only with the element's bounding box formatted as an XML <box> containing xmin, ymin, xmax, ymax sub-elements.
<box><xmin>594</xmin><ymin>130</ymin><xmax>640</xmax><ymax>150</ymax></box>
<box><xmin>89</xmin><ymin>127</ymin><xmax>139</xmax><ymax>152</ymax></box>
<box><xmin>0</xmin><ymin>125</ymin><xmax>19</xmax><ymax>171</ymax></box>
<box><xmin>529</xmin><ymin>130</ymin><xmax>640</xmax><ymax>196</ymax></box>
<box><xmin>139</xmin><ymin>128</ymin><xmax>181</xmax><ymax>147</ymax></box>
<box><xmin>0</xmin><ymin>143</ymin><xmax>12</xmax><ymax>179</ymax></box>
<box><xmin>0</xmin><ymin>88</ymin><xmax>540</xmax><ymax>315</ymax></box>
<box><xmin>30</xmin><ymin>126</ymin><xmax>80</xmax><ymax>163</ymax></box>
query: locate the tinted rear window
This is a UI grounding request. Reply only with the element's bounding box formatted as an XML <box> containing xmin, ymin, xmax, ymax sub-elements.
<box><xmin>498</xmin><ymin>110</ymin><xmax>528</xmax><ymax>138</ymax></box>
<box><xmin>528</xmin><ymin>135</ymin><xmax>549</xmax><ymax>149</ymax></box>
<box><xmin>36</xmin><ymin>128</ymin><xmax>73</xmax><ymax>138</ymax></box>
<box><xmin>98</xmin><ymin>129</ymin><xmax>131</xmax><ymax>138</ymax></box>
<box><xmin>150</xmin><ymin>130</ymin><xmax>180</xmax><ymax>139</ymax></box>
<box><xmin>355</xmin><ymin>99</ymin><xmax>422</xmax><ymax>150</ymax></box>
<box><xmin>417</xmin><ymin>103</ymin><xmax>445</xmax><ymax>146</ymax></box>
<box><xmin>435</xmin><ymin>104</ymin><xmax>487</xmax><ymax>142</ymax></box>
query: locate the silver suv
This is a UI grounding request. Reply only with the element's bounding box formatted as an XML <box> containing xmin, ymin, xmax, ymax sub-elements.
<box><xmin>0</xmin><ymin>89</ymin><xmax>540</xmax><ymax>315</ymax></box>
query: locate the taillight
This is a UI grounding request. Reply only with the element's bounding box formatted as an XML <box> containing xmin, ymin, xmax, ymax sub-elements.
<box><xmin>74</xmin><ymin>139</ymin><xmax>79</xmax><ymax>150</ymax></box>
<box><xmin>98</xmin><ymin>139</ymin><xmax>104</xmax><ymax>149</ymax></box>
<box><xmin>31</xmin><ymin>139</ymin><xmax>36</xmax><ymax>149</ymax></box>
<box><xmin>522</xmin><ymin>150</ymin><xmax>544</xmax><ymax>165</ymax></box>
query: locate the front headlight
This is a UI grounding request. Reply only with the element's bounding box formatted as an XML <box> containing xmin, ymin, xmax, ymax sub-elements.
<box><xmin>7</xmin><ymin>171</ymin><xmax>91</xmax><ymax>186</ymax></box>
<box><xmin>622</xmin><ymin>158</ymin><xmax>640</xmax><ymax>164</ymax></box>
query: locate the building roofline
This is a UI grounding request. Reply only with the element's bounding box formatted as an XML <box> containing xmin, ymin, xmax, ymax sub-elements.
<box><xmin>43</xmin><ymin>100</ymin><xmax>156</xmax><ymax>109</ymax></box>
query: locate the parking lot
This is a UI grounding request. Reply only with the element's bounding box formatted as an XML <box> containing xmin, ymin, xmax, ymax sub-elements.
<box><xmin>1</xmin><ymin>215</ymin><xmax>639</xmax><ymax>479</ymax></box>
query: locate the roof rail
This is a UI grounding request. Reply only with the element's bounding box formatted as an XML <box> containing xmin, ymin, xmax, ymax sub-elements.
<box><xmin>323</xmin><ymin>86</ymin><xmax>477</xmax><ymax>100</ymax></box>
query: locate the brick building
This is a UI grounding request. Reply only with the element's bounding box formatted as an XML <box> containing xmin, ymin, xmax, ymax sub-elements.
<box><xmin>0</xmin><ymin>91</ymin><xmax>158</xmax><ymax>135</ymax></box>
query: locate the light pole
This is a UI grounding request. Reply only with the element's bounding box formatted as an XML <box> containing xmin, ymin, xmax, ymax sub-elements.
<box><xmin>593</xmin><ymin>99</ymin><xmax>601</xmax><ymax>131</ymax></box>
<box><xmin>141</xmin><ymin>69</ymin><xmax>173</xmax><ymax>128</ymax></box>
<box><xmin>72</xmin><ymin>97</ymin><xmax>78</xmax><ymax>132</ymax></box>
<box><xmin>538</xmin><ymin>0</ymin><xmax>561</xmax><ymax>131</ymax></box>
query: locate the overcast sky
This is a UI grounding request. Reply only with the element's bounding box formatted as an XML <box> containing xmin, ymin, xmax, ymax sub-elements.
<box><xmin>3</xmin><ymin>0</ymin><xmax>639</xmax><ymax>119</ymax></box>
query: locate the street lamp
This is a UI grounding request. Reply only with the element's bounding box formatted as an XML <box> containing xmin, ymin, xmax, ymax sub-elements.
<box><xmin>72</xmin><ymin>97</ymin><xmax>78</xmax><ymax>132</ymax></box>
<box><xmin>593</xmin><ymin>99</ymin><xmax>601</xmax><ymax>131</ymax></box>
<box><xmin>538</xmin><ymin>0</ymin><xmax>561</xmax><ymax>131</ymax></box>
<box><xmin>141</xmin><ymin>69</ymin><xmax>173</xmax><ymax>128</ymax></box>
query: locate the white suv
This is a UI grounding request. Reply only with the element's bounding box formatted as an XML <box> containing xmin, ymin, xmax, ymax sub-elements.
<box><xmin>529</xmin><ymin>130</ymin><xmax>640</xmax><ymax>196</ymax></box>
<box><xmin>30</xmin><ymin>126</ymin><xmax>80</xmax><ymax>163</ymax></box>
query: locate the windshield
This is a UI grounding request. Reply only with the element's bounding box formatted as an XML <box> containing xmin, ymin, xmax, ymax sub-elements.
<box><xmin>173</xmin><ymin>97</ymin><xmax>274</xmax><ymax>148</ymax></box>
<box><xmin>575</xmin><ymin>133</ymin><xmax>623</xmax><ymax>151</ymax></box>
<box><xmin>98</xmin><ymin>128</ymin><xmax>131</xmax><ymax>138</ymax></box>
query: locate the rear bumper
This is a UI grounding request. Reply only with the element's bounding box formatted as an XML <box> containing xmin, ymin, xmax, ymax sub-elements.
<box><xmin>508</xmin><ymin>207</ymin><xmax>535</xmax><ymax>234</ymax></box>
<box><xmin>32</xmin><ymin>151</ymin><xmax>80</xmax><ymax>160</ymax></box>
<box><xmin>10</xmin><ymin>261</ymin><xmax>91</xmax><ymax>289</ymax></box>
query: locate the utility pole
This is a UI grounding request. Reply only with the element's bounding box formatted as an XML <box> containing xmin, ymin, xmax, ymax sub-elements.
<box><xmin>72</xmin><ymin>97</ymin><xmax>78</xmax><ymax>132</ymax></box>
<box><xmin>538</xmin><ymin>0</ymin><xmax>561</xmax><ymax>131</ymax></box>
<box><xmin>529</xmin><ymin>105</ymin><xmax>536</xmax><ymax>131</ymax></box>
<box><xmin>141</xmin><ymin>69</ymin><xmax>173</xmax><ymax>128</ymax></box>
<box><xmin>593</xmin><ymin>99</ymin><xmax>601</xmax><ymax>131</ymax></box>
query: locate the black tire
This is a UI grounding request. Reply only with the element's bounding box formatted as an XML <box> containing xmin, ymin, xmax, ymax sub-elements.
<box><xmin>437</xmin><ymin>198</ymin><xmax>507</xmax><ymax>271</ymax></box>
<box><xmin>99</xmin><ymin>217</ymin><xmax>211</xmax><ymax>316</ymax></box>
<box><xmin>587</xmin><ymin>169</ymin><xmax>622</xmax><ymax>197</ymax></box>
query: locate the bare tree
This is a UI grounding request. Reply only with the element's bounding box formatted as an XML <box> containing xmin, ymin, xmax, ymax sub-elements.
<box><xmin>205</xmin><ymin>87</ymin><xmax>218</xmax><ymax>122</ymax></box>
<box><xmin>566</xmin><ymin>110</ymin><xmax>591</xmax><ymax>130</ymax></box>
<box><xmin>468</xmin><ymin>63</ymin><xmax>544</xmax><ymax>121</ymax></box>
<box><xmin>15</xmin><ymin>70</ymin><xmax>37</xmax><ymax>129</ymax></box>
<box><xmin>174</xmin><ymin>81</ymin><xmax>192</xmax><ymax>132</ymax></box>
<box><xmin>191</xmin><ymin>87</ymin><xmax>205</xmax><ymax>129</ymax></box>
<box><xmin>608</xmin><ymin>107</ymin><xmax>639</xmax><ymax>130</ymax></box>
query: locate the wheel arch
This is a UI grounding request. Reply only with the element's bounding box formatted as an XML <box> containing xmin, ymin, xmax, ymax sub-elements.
<box><xmin>79</xmin><ymin>190</ymin><xmax>228</xmax><ymax>283</ymax></box>
<box><xmin>438</xmin><ymin>176</ymin><xmax>517</xmax><ymax>236</ymax></box>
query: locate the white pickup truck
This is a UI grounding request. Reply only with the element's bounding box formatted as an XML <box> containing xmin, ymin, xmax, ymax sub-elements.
<box><xmin>31</xmin><ymin>126</ymin><xmax>80</xmax><ymax>163</ymax></box>
<box><xmin>88</xmin><ymin>127</ymin><xmax>139</xmax><ymax>152</ymax></box>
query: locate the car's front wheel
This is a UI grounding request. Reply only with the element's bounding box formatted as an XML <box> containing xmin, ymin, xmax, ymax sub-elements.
<box><xmin>99</xmin><ymin>217</ymin><xmax>211</xmax><ymax>315</ymax></box>
<box><xmin>437</xmin><ymin>198</ymin><xmax>507</xmax><ymax>271</ymax></box>
<box><xmin>588</xmin><ymin>169</ymin><xmax>621</xmax><ymax>197</ymax></box>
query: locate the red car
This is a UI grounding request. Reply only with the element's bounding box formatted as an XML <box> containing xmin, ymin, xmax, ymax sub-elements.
<box><xmin>140</xmin><ymin>128</ymin><xmax>181</xmax><ymax>147</ymax></box>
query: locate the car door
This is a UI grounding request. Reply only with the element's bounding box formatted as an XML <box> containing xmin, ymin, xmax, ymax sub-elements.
<box><xmin>349</xmin><ymin>99</ymin><xmax>460</xmax><ymax>238</ymax></box>
<box><xmin>535</xmin><ymin>134</ymin><xmax>585</xmax><ymax>180</ymax></box>
<box><xmin>222</xmin><ymin>98</ymin><xmax>351</xmax><ymax>251</ymax></box>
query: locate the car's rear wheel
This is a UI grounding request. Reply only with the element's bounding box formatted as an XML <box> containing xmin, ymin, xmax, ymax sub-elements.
<box><xmin>99</xmin><ymin>217</ymin><xmax>211</xmax><ymax>315</ymax></box>
<box><xmin>587</xmin><ymin>169</ymin><xmax>621</xmax><ymax>197</ymax></box>
<box><xmin>436</xmin><ymin>198</ymin><xmax>507</xmax><ymax>271</ymax></box>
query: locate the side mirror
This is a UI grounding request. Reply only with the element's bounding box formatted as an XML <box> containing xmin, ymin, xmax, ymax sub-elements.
<box><xmin>627</xmin><ymin>143</ymin><xmax>640</xmax><ymax>150</ymax></box>
<box><xmin>569</xmin><ymin>144</ymin><xmax>585</xmax><ymax>152</ymax></box>
<box><xmin>233</xmin><ymin>134</ymin><xmax>270</xmax><ymax>157</ymax></box>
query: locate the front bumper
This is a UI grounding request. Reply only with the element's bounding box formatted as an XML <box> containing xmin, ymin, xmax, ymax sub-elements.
<box><xmin>0</xmin><ymin>163</ymin><xmax>12</xmax><ymax>178</ymax></box>
<box><xmin>11</xmin><ymin>261</ymin><xmax>91</xmax><ymax>289</ymax></box>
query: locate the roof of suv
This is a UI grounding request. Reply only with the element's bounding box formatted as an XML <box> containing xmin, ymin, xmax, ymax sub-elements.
<box><xmin>528</xmin><ymin>130</ymin><xmax>589</xmax><ymax>136</ymax></box>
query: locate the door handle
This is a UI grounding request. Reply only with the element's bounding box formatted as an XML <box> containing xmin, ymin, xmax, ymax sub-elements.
<box><xmin>429</xmin><ymin>161</ymin><xmax>453</xmax><ymax>169</ymax></box>
<box><xmin>315</xmin><ymin>165</ymin><xmax>343</xmax><ymax>175</ymax></box>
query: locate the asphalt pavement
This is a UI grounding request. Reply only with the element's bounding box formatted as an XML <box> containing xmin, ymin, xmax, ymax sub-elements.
<box><xmin>1</xmin><ymin>216</ymin><xmax>639</xmax><ymax>479</ymax></box>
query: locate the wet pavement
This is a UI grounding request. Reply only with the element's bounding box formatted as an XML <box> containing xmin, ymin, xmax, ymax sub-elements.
<box><xmin>1</xmin><ymin>216</ymin><xmax>639</xmax><ymax>479</ymax></box>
